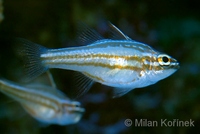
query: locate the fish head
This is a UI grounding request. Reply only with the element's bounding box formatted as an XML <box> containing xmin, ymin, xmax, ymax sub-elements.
<box><xmin>58</xmin><ymin>101</ymin><xmax>85</xmax><ymax>125</ymax></box>
<box><xmin>146</xmin><ymin>53</ymin><xmax>179</xmax><ymax>83</ymax></box>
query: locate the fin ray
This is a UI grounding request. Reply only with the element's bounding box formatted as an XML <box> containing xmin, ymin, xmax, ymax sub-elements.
<box><xmin>46</xmin><ymin>71</ymin><xmax>57</xmax><ymax>88</ymax></box>
<box><xmin>77</xmin><ymin>22</ymin><xmax>104</xmax><ymax>45</ymax></box>
<box><xmin>17</xmin><ymin>38</ymin><xmax>48</xmax><ymax>81</ymax></box>
<box><xmin>112</xmin><ymin>87</ymin><xmax>133</xmax><ymax>98</ymax></box>
<box><xmin>108</xmin><ymin>22</ymin><xmax>132</xmax><ymax>40</ymax></box>
<box><xmin>24</xmin><ymin>83</ymin><xmax>68</xmax><ymax>100</ymax></box>
<box><xmin>25</xmin><ymin>71</ymin><xmax>57</xmax><ymax>88</ymax></box>
<box><xmin>73</xmin><ymin>72</ymin><xmax>94</xmax><ymax>98</ymax></box>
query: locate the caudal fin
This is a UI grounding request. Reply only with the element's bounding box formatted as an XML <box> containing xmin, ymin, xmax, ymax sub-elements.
<box><xmin>17</xmin><ymin>38</ymin><xmax>49</xmax><ymax>81</ymax></box>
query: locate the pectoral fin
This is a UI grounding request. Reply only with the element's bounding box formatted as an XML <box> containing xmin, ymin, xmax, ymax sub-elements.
<box><xmin>73</xmin><ymin>72</ymin><xmax>95</xmax><ymax>98</ymax></box>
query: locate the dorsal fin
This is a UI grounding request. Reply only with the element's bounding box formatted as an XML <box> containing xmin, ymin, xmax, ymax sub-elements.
<box><xmin>23</xmin><ymin>72</ymin><xmax>68</xmax><ymax>100</ymax></box>
<box><xmin>108</xmin><ymin>22</ymin><xmax>132</xmax><ymax>40</ymax></box>
<box><xmin>77</xmin><ymin>22</ymin><xmax>104</xmax><ymax>45</ymax></box>
<box><xmin>25</xmin><ymin>71</ymin><xmax>57</xmax><ymax>88</ymax></box>
<box><xmin>24</xmin><ymin>83</ymin><xmax>68</xmax><ymax>100</ymax></box>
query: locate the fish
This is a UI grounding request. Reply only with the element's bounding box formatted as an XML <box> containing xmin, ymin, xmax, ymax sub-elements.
<box><xmin>19</xmin><ymin>22</ymin><xmax>179</xmax><ymax>98</ymax></box>
<box><xmin>0</xmin><ymin>72</ymin><xmax>85</xmax><ymax>125</ymax></box>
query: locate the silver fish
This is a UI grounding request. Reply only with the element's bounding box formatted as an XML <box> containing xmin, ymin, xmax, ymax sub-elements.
<box><xmin>0</xmin><ymin>72</ymin><xmax>84</xmax><ymax>125</ymax></box>
<box><xmin>20</xmin><ymin>23</ymin><xmax>179</xmax><ymax>97</ymax></box>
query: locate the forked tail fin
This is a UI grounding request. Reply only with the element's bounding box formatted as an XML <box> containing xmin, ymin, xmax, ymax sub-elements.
<box><xmin>17</xmin><ymin>38</ymin><xmax>49</xmax><ymax>81</ymax></box>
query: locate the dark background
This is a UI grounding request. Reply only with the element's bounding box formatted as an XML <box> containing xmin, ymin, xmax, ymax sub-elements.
<box><xmin>0</xmin><ymin>0</ymin><xmax>200</xmax><ymax>133</ymax></box>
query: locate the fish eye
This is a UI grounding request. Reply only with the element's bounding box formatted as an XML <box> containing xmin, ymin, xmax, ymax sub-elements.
<box><xmin>162</xmin><ymin>56</ymin><xmax>169</xmax><ymax>63</ymax></box>
<box><xmin>158</xmin><ymin>54</ymin><xmax>171</xmax><ymax>66</ymax></box>
<box><xmin>74</xmin><ymin>104</ymin><xmax>80</xmax><ymax>107</ymax></box>
<box><xmin>72</xmin><ymin>102</ymin><xmax>80</xmax><ymax>108</ymax></box>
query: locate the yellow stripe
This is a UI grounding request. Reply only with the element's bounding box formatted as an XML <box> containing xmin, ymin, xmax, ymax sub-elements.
<box><xmin>42</xmin><ymin>52</ymin><xmax>170</xmax><ymax>71</ymax></box>
<box><xmin>45</xmin><ymin>61</ymin><xmax>143</xmax><ymax>71</ymax></box>
<box><xmin>44</xmin><ymin>55</ymin><xmax>164</xmax><ymax>70</ymax></box>
<box><xmin>0</xmin><ymin>83</ymin><xmax>60</xmax><ymax>111</ymax></box>
<box><xmin>42</xmin><ymin>54</ymin><xmax>145</xmax><ymax>62</ymax></box>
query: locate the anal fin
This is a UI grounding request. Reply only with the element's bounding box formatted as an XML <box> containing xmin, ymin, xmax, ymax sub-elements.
<box><xmin>112</xmin><ymin>87</ymin><xmax>133</xmax><ymax>98</ymax></box>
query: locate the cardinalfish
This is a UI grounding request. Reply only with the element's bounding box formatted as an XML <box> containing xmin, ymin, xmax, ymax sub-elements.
<box><xmin>0</xmin><ymin>72</ymin><xmax>84</xmax><ymax>125</ymax></box>
<box><xmin>19</xmin><ymin>22</ymin><xmax>179</xmax><ymax>98</ymax></box>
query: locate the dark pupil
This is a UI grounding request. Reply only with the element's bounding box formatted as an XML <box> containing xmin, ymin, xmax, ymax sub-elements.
<box><xmin>162</xmin><ymin>56</ymin><xmax>169</xmax><ymax>63</ymax></box>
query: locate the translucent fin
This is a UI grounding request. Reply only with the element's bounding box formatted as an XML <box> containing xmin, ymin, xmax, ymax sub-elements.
<box><xmin>73</xmin><ymin>72</ymin><xmax>95</xmax><ymax>98</ymax></box>
<box><xmin>77</xmin><ymin>22</ymin><xmax>104</xmax><ymax>45</ymax></box>
<box><xmin>24</xmin><ymin>82</ymin><xmax>68</xmax><ymax>100</ymax></box>
<box><xmin>46</xmin><ymin>71</ymin><xmax>57</xmax><ymax>88</ymax></box>
<box><xmin>17</xmin><ymin>38</ymin><xmax>49</xmax><ymax>81</ymax></box>
<box><xmin>108</xmin><ymin>22</ymin><xmax>132</xmax><ymax>40</ymax></box>
<box><xmin>112</xmin><ymin>87</ymin><xmax>133</xmax><ymax>98</ymax></box>
<box><xmin>26</xmin><ymin>71</ymin><xmax>57</xmax><ymax>88</ymax></box>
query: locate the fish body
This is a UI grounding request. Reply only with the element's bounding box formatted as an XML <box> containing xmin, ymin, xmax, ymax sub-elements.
<box><xmin>0</xmin><ymin>74</ymin><xmax>84</xmax><ymax>125</ymax></box>
<box><xmin>20</xmin><ymin>23</ymin><xmax>179</xmax><ymax>97</ymax></box>
<box><xmin>42</xmin><ymin>40</ymin><xmax>162</xmax><ymax>88</ymax></box>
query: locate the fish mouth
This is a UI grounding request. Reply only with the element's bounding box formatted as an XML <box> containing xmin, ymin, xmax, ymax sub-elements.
<box><xmin>68</xmin><ymin>107</ymin><xmax>85</xmax><ymax>113</ymax></box>
<box><xmin>177</xmin><ymin>62</ymin><xmax>180</xmax><ymax>69</ymax></box>
<box><xmin>170</xmin><ymin>57</ymin><xmax>180</xmax><ymax>69</ymax></box>
<box><xmin>171</xmin><ymin>62</ymin><xmax>180</xmax><ymax>69</ymax></box>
